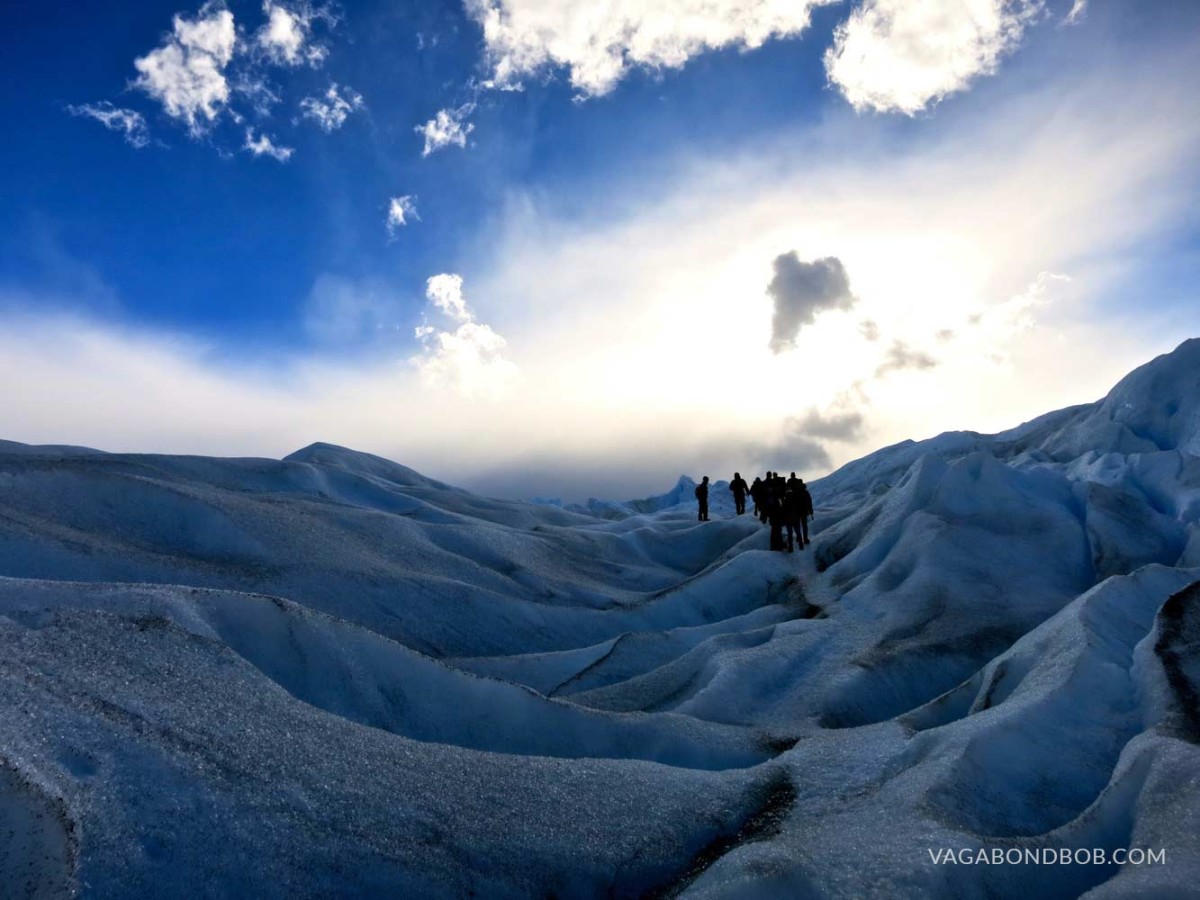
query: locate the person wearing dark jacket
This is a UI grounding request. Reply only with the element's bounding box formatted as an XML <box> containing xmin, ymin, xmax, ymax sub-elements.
<box><xmin>695</xmin><ymin>475</ymin><xmax>710</xmax><ymax>522</ymax></box>
<box><xmin>749</xmin><ymin>476</ymin><xmax>763</xmax><ymax>517</ymax></box>
<box><xmin>795</xmin><ymin>478</ymin><xmax>814</xmax><ymax>545</ymax></box>
<box><xmin>759</xmin><ymin>473</ymin><xmax>775</xmax><ymax>524</ymax></box>
<box><xmin>766</xmin><ymin>490</ymin><xmax>786</xmax><ymax>551</ymax></box>
<box><xmin>729</xmin><ymin>472</ymin><xmax>750</xmax><ymax>515</ymax></box>
<box><xmin>782</xmin><ymin>488</ymin><xmax>802</xmax><ymax>552</ymax></box>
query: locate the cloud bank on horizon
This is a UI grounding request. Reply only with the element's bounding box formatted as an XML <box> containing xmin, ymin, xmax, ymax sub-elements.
<box><xmin>3</xmin><ymin>0</ymin><xmax>1199</xmax><ymax>499</ymax></box>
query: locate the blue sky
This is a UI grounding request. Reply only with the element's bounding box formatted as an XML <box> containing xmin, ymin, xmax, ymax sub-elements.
<box><xmin>3</xmin><ymin>0</ymin><xmax>849</xmax><ymax>341</ymax></box>
<box><xmin>2</xmin><ymin>0</ymin><xmax>1199</xmax><ymax>499</ymax></box>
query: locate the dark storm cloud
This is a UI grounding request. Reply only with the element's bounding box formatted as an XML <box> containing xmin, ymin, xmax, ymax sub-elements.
<box><xmin>790</xmin><ymin>408</ymin><xmax>866</xmax><ymax>443</ymax></box>
<box><xmin>764</xmin><ymin>436</ymin><xmax>832</xmax><ymax>471</ymax></box>
<box><xmin>767</xmin><ymin>253</ymin><xmax>857</xmax><ymax>353</ymax></box>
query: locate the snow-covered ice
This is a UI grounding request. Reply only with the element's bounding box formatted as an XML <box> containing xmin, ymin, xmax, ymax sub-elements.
<box><xmin>2</xmin><ymin>338</ymin><xmax>1199</xmax><ymax>897</ymax></box>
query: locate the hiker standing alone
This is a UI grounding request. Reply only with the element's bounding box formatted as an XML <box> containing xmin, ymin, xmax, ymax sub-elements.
<box><xmin>695</xmin><ymin>476</ymin><xmax>710</xmax><ymax>522</ymax></box>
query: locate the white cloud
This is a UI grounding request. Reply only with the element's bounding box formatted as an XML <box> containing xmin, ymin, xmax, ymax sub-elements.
<box><xmin>133</xmin><ymin>1</ymin><xmax>238</xmax><ymax>136</ymax></box>
<box><xmin>416</xmin><ymin>105</ymin><xmax>474</xmax><ymax>157</ymax></box>
<box><xmin>425</xmin><ymin>274</ymin><xmax>470</xmax><ymax>322</ymax></box>
<box><xmin>257</xmin><ymin>0</ymin><xmax>330</xmax><ymax>67</ymax></box>
<box><xmin>299</xmin><ymin>83</ymin><xmax>364</xmax><ymax>131</ymax></box>
<box><xmin>964</xmin><ymin>271</ymin><xmax>1070</xmax><ymax>352</ymax></box>
<box><xmin>464</xmin><ymin>0</ymin><xmax>839</xmax><ymax>97</ymax></box>
<box><xmin>412</xmin><ymin>275</ymin><xmax>519</xmax><ymax>396</ymax></box>
<box><xmin>232</xmin><ymin>71</ymin><xmax>282</xmax><ymax>117</ymax></box>
<box><xmin>386</xmin><ymin>196</ymin><xmax>419</xmax><ymax>234</ymax></box>
<box><xmin>67</xmin><ymin>102</ymin><xmax>152</xmax><ymax>148</ymax></box>
<box><xmin>825</xmin><ymin>0</ymin><xmax>1044</xmax><ymax>115</ymax></box>
<box><xmin>244</xmin><ymin>128</ymin><xmax>294</xmax><ymax>161</ymax></box>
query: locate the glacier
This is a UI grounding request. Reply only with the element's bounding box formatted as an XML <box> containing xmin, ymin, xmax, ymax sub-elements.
<box><xmin>0</xmin><ymin>338</ymin><xmax>1198</xmax><ymax>898</ymax></box>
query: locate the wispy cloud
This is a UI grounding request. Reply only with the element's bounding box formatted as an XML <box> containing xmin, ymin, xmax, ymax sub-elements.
<box><xmin>67</xmin><ymin>102</ymin><xmax>152</xmax><ymax>148</ymax></box>
<box><xmin>825</xmin><ymin>0</ymin><xmax>1044</xmax><ymax>115</ymax></box>
<box><xmin>416</xmin><ymin>105</ymin><xmax>474</xmax><ymax>157</ymax></box>
<box><xmin>231</xmin><ymin>70</ymin><xmax>282</xmax><ymax>117</ymax></box>
<box><xmin>385</xmin><ymin>196</ymin><xmax>419</xmax><ymax>234</ymax></box>
<box><xmin>133</xmin><ymin>1</ymin><xmax>238</xmax><ymax>136</ymax></box>
<box><xmin>256</xmin><ymin>0</ymin><xmax>332</xmax><ymax>67</ymax></box>
<box><xmin>243</xmin><ymin>128</ymin><xmax>293</xmax><ymax>161</ymax></box>
<box><xmin>1062</xmin><ymin>0</ymin><xmax>1087</xmax><ymax>26</ymax></box>
<box><xmin>299</xmin><ymin>83</ymin><xmax>364</xmax><ymax>131</ymax></box>
<box><xmin>465</xmin><ymin>0</ymin><xmax>839</xmax><ymax>97</ymax></box>
<box><xmin>874</xmin><ymin>340</ymin><xmax>938</xmax><ymax>377</ymax></box>
<box><xmin>114</xmin><ymin>1</ymin><xmax>343</xmax><ymax>148</ymax></box>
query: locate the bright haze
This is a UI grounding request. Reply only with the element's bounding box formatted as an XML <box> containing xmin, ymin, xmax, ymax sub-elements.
<box><xmin>3</xmin><ymin>0</ymin><xmax>1199</xmax><ymax>501</ymax></box>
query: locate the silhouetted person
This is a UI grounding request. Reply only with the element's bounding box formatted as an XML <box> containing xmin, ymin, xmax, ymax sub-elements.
<box><xmin>695</xmin><ymin>476</ymin><xmax>710</xmax><ymax>522</ymax></box>
<box><xmin>759</xmin><ymin>473</ymin><xmax>775</xmax><ymax>524</ymax></box>
<box><xmin>782</xmin><ymin>488</ymin><xmax>802</xmax><ymax>552</ymax></box>
<box><xmin>786</xmin><ymin>471</ymin><xmax>802</xmax><ymax>492</ymax></box>
<box><xmin>729</xmin><ymin>472</ymin><xmax>750</xmax><ymax>515</ymax></box>
<box><xmin>765</xmin><ymin>490</ymin><xmax>786</xmax><ymax>551</ymax></box>
<box><xmin>749</xmin><ymin>476</ymin><xmax>763</xmax><ymax>517</ymax></box>
<box><xmin>796</xmin><ymin>478</ymin><xmax>814</xmax><ymax>546</ymax></box>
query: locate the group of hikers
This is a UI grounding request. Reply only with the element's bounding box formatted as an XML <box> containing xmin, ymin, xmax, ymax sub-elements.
<box><xmin>693</xmin><ymin>471</ymin><xmax>814</xmax><ymax>552</ymax></box>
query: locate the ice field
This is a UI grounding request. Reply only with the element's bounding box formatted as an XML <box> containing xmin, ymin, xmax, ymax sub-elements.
<box><xmin>1</xmin><ymin>339</ymin><xmax>1199</xmax><ymax>897</ymax></box>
